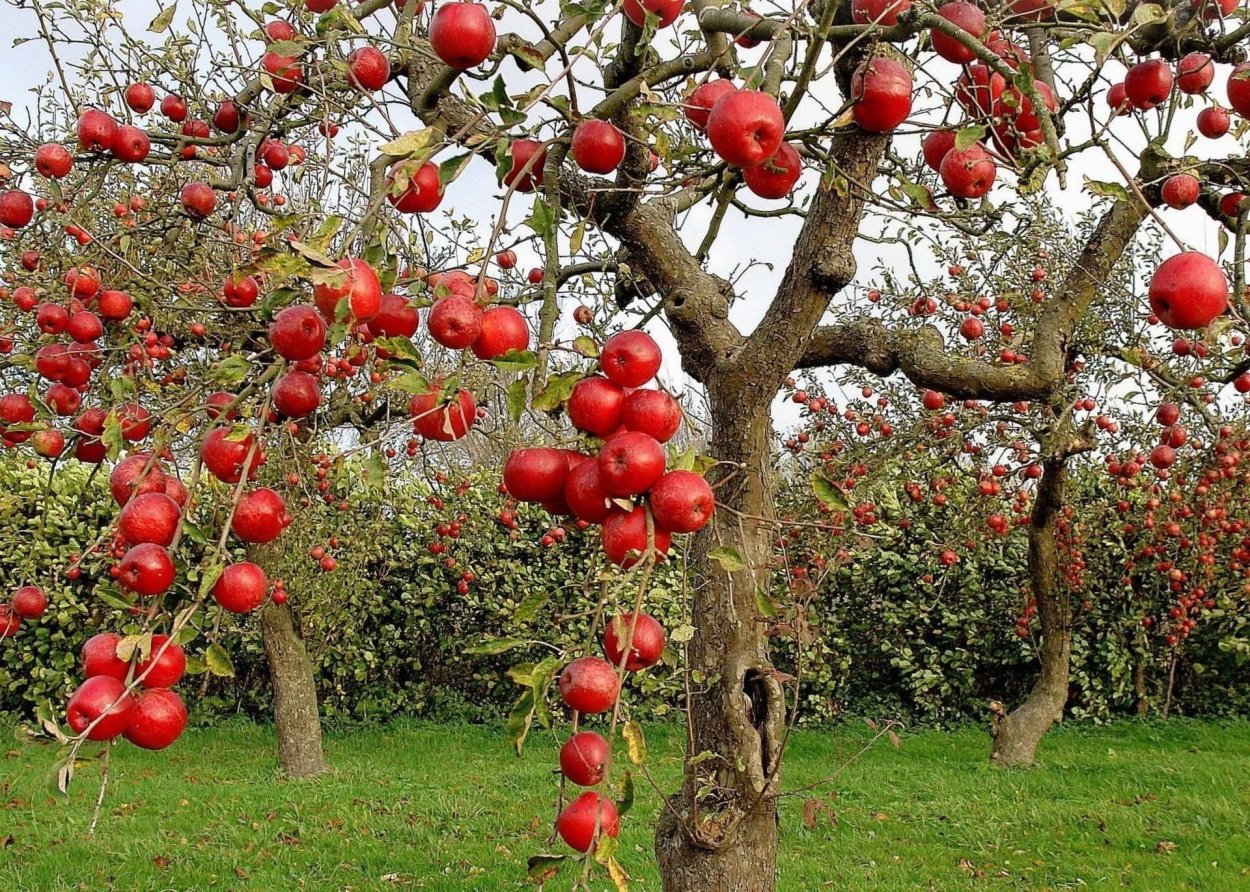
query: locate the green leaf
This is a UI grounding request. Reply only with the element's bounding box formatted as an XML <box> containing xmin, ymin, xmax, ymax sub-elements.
<box><xmin>464</xmin><ymin>637</ymin><xmax>528</xmax><ymax>655</ymax></box>
<box><xmin>506</xmin><ymin>377</ymin><xmax>528</xmax><ymax>423</ymax></box>
<box><xmin>205</xmin><ymin>643</ymin><xmax>235</xmax><ymax>678</ymax></box>
<box><xmin>617</xmin><ymin>770</ymin><xmax>636</xmax><ymax>817</ymax></box>
<box><xmin>572</xmin><ymin>335</ymin><xmax>599</xmax><ymax>358</ymax></box>
<box><xmin>183</xmin><ymin>655</ymin><xmax>208</xmax><ymax>676</ymax></box>
<box><xmin>376</xmin><ymin>335</ymin><xmax>424</xmax><ymax>367</ymax></box>
<box><xmin>198</xmin><ymin>563</ymin><xmax>223</xmax><ymax>600</ymax></box>
<box><xmin>708</xmin><ymin>546</ymin><xmax>746</xmax><ymax>573</ymax></box>
<box><xmin>506</xmin><ymin>688</ymin><xmax>535</xmax><ymax>756</ymax></box>
<box><xmin>669</xmin><ymin>623</ymin><xmax>695</xmax><ymax>643</ymax></box>
<box><xmin>954</xmin><ymin>125</ymin><xmax>985</xmax><ymax>153</ymax></box>
<box><xmin>148</xmin><ymin>3</ymin><xmax>177</xmax><ymax>32</ymax></box>
<box><xmin>361</xmin><ymin>453</ymin><xmax>388</xmax><ymax>491</ymax></box>
<box><xmin>622</xmin><ymin>721</ymin><xmax>647</xmax><ymax>766</ymax></box>
<box><xmin>755</xmin><ymin>587</ymin><xmax>780</xmax><ymax>618</ymax></box>
<box><xmin>94</xmin><ymin>586</ymin><xmax>133</xmax><ymax>611</ymax></box>
<box><xmin>530</xmin><ymin>371</ymin><xmax>582</xmax><ymax>413</ymax></box>
<box><xmin>101</xmin><ymin>414</ymin><xmax>123</xmax><ymax>462</ymax></box>
<box><xmin>1131</xmin><ymin>1</ymin><xmax>1165</xmax><ymax>23</ymax></box>
<box><xmin>526</xmin><ymin>854</ymin><xmax>567</xmax><ymax>883</ymax></box>
<box><xmin>380</xmin><ymin>129</ymin><xmax>438</xmax><ymax>159</ymax></box>
<box><xmin>811</xmin><ymin>471</ymin><xmax>848</xmax><ymax>511</ymax></box>
<box><xmin>513</xmin><ymin>588</ymin><xmax>549</xmax><ymax>623</ymax></box>
<box><xmin>215</xmin><ymin>354</ymin><xmax>251</xmax><ymax>387</ymax></box>
<box><xmin>438</xmin><ymin>152</ymin><xmax>474</xmax><ymax>189</ymax></box>
<box><xmin>390</xmin><ymin>370</ymin><xmax>432</xmax><ymax>395</ymax></box>
<box><xmin>490</xmin><ymin>349</ymin><xmax>538</xmax><ymax>373</ymax></box>
<box><xmin>527</xmin><ymin>199</ymin><xmax>557</xmax><ymax>239</ymax></box>
<box><xmin>1083</xmin><ymin>178</ymin><xmax>1132</xmax><ymax>203</ymax></box>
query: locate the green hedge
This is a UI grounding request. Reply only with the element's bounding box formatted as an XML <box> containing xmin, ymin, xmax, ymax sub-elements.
<box><xmin>3</xmin><ymin>457</ymin><xmax>1248</xmax><ymax>727</ymax></box>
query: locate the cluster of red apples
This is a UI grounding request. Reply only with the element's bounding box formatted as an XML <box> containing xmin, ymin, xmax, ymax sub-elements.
<box><xmin>497</xmin><ymin>330</ymin><xmax>713</xmax><ymax>853</ymax></box>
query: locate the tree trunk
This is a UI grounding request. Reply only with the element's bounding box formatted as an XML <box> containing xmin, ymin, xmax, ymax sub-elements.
<box><xmin>260</xmin><ymin>601</ymin><xmax>329</xmax><ymax>778</ymax></box>
<box><xmin>991</xmin><ymin>454</ymin><xmax>1071</xmax><ymax>767</ymax></box>
<box><xmin>655</xmin><ymin>385</ymin><xmax>786</xmax><ymax>891</ymax></box>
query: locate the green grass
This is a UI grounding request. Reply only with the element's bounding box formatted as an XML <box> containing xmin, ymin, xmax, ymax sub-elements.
<box><xmin>2</xmin><ymin>718</ymin><xmax>1248</xmax><ymax>890</ymax></box>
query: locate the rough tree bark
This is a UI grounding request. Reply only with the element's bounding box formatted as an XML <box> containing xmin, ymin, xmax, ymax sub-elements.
<box><xmin>655</xmin><ymin>381</ymin><xmax>786</xmax><ymax>892</ymax></box>
<box><xmin>990</xmin><ymin>448</ymin><xmax>1072</xmax><ymax>767</ymax></box>
<box><xmin>260</xmin><ymin>601</ymin><xmax>329</xmax><ymax>778</ymax></box>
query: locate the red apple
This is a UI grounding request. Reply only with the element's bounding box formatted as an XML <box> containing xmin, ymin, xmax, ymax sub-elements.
<box><xmin>648</xmin><ymin>469</ymin><xmax>715</xmax><ymax>533</ymax></box>
<box><xmin>623</xmin><ymin>0</ymin><xmax>682</xmax><ymax>27</ymax></box>
<box><xmin>348</xmin><ymin>46</ymin><xmax>390</xmax><ymax>91</ymax></box>
<box><xmin>603</xmin><ymin>612</ymin><xmax>666</xmax><ymax>671</ymax></box>
<box><xmin>471</xmin><ymin>306</ymin><xmax>529</xmax><ymax>359</ymax></box>
<box><xmin>261</xmin><ymin>52</ymin><xmax>304</xmax><ymax>93</ymax></box>
<box><xmin>559</xmin><ymin>731</ymin><xmax>610</xmax><ymax>786</ymax></box>
<box><xmin>272</xmin><ymin>371</ymin><xmax>322</xmax><ymax>418</ymax></box>
<box><xmin>67</xmin><ymin>676</ymin><xmax>134</xmax><ymax>741</ymax></box>
<box><xmin>136</xmin><ymin>635</ymin><xmax>186</xmax><ymax>688</ymax></box>
<box><xmin>231</xmin><ymin>488</ymin><xmax>289</xmax><ymax>544</ymax></box>
<box><xmin>213</xmin><ymin>562</ymin><xmax>269</xmax><ymax>613</ymax></box>
<box><xmin>313</xmin><ymin>257</ymin><xmax>383</xmax><ymax>322</ymax></box>
<box><xmin>852</xmin><ymin>0</ymin><xmax>911</xmax><ymax>25</ymax></box>
<box><xmin>83</xmin><ymin>633</ymin><xmax>127</xmax><ymax>679</ymax></box>
<box><xmin>601</xmin><ymin>505</ymin><xmax>672</xmax><ymax>566</ymax></box>
<box><xmin>124</xmin><ymin>82</ymin><xmax>155</xmax><ymax>113</ymax></box>
<box><xmin>1176</xmin><ymin>53</ymin><xmax>1214</xmax><ymax>94</ymax></box>
<box><xmin>429</xmin><ymin>2</ymin><xmax>496</xmax><ymax>69</ymax></box>
<box><xmin>600</xmin><ymin>330</ymin><xmax>661</xmax><ymax>387</ymax></box>
<box><xmin>622</xmin><ymin>388</ymin><xmax>681</xmax><ymax>442</ymax></box>
<box><xmin>1161</xmin><ymin>174</ymin><xmax>1200</xmax><ymax>209</ymax></box>
<box><xmin>387</xmin><ymin>161</ymin><xmax>443</xmax><ymax>213</ymax></box>
<box><xmin>0</xmin><ymin>191</ymin><xmax>34</xmax><ymax>228</ymax></box>
<box><xmin>427</xmin><ymin>295</ymin><xmax>483</xmax><ymax>348</ymax></box>
<box><xmin>12</xmin><ymin>585</ymin><xmax>47</xmax><ymax>619</ymax></box>
<box><xmin>922</xmin><ymin>131</ymin><xmax>957</xmax><ymax>172</ymax></box>
<box><xmin>572</xmin><ymin>120</ymin><xmax>627</xmax><ymax>175</ymax></box>
<box><xmin>940</xmin><ymin>144</ymin><xmax>996</xmax><ymax>198</ymax></box>
<box><xmin>565</xmin><ymin>459</ymin><xmax>613</xmax><ymax>524</ymax></box>
<box><xmin>76</xmin><ymin>108</ymin><xmax>118</xmax><ymax>151</ymax></box>
<box><xmin>118</xmin><ymin>543</ymin><xmax>176</xmax><ymax>596</ymax></box>
<box><xmin>124</xmin><ymin>688</ymin><xmax>188</xmax><ymax>750</ymax></box>
<box><xmin>1148</xmin><ymin>252</ymin><xmax>1228</xmax><ymax>329</ymax></box>
<box><xmin>503</xmin><ymin>447</ymin><xmax>569</xmax><ymax>502</ymax></box>
<box><xmin>111</xmin><ymin>126</ymin><xmax>150</xmax><ymax>163</ymax></box>
<box><xmin>118</xmin><ymin>492</ymin><xmax>182</xmax><ymax>547</ymax></box>
<box><xmin>850</xmin><ymin>57</ymin><xmax>912</xmax><ymax>133</ymax></box>
<box><xmin>558</xmin><ymin>656</ymin><xmax>619</xmax><ymax>714</ymax></box>
<box><xmin>180</xmin><ymin>181</ymin><xmax>216</xmax><ymax>218</ymax></box>
<box><xmin>368</xmin><ymin>294</ymin><xmax>420</xmax><ymax>338</ymax></box>
<box><xmin>683</xmin><ymin>79</ymin><xmax>737</xmax><ymax>131</ymax></box>
<box><xmin>409</xmin><ymin>383</ymin><xmax>476</xmax><ymax>441</ymax></box>
<box><xmin>34</xmin><ymin>143</ymin><xmax>73</xmax><ymax>179</ymax></box>
<box><xmin>930</xmin><ymin>2</ymin><xmax>986</xmax><ymax>64</ymax></box>
<box><xmin>599</xmin><ymin>432</ymin><xmax>666</xmax><ymax>497</ymax></box>
<box><xmin>743</xmin><ymin>141</ymin><xmax>802</xmax><ymax>199</ymax></box>
<box><xmin>706</xmin><ymin>90</ymin><xmax>785</xmax><ymax>168</ymax></box>
<box><xmin>1197</xmin><ymin>105</ymin><xmax>1231</xmax><ymax>138</ymax></box>
<box><xmin>270</xmin><ymin>304</ymin><xmax>327</xmax><ymax>360</ymax></box>
<box><xmin>556</xmin><ymin>792</ymin><xmax>620</xmax><ymax>853</ymax></box>
<box><xmin>503</xmin><ymin>139</ymin><xmax>547</xmax><ymax>193</ymax></box>
<box><xmin>1124</xmin><ymin>59</ymin><xmax>1173</xmax><ymax>111</ymax></box>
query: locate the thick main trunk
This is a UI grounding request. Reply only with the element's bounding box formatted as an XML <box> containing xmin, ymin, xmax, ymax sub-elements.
<box><xmin>655</xmin><ymin>387</ymin><xmax>785</xmax><ymax>892</ymax></box>
<box><xmin>991</xmin><ymin>455</ymin><xmax>1071</xmax><ymax>767</ymax></box>
<box><xmin>260</xmin><ymin>602</ymin><xmax>329</xmax><ymax>778</ymax></box>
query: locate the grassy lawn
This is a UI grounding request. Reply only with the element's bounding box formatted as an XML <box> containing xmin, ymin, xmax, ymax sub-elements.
<box><xmin>2</xmin><ymin>717</ymin><xmax>1248</xmax><ymax>890</ymax></box>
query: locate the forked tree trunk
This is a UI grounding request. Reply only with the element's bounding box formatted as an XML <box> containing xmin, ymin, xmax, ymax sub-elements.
<box><xmin>656</xmin><ymin>386</ymin><xmax>786</xmax><ymax>891</ymax></box>
<box><xmin>260</xmin><ymin>601</ymin><xmax>329</xmax><ymax>778</ymax></box>
<box><xmin>991</xmin><ymin>454</ymin><xmax>1071</xmax><ymax>767</ymax></box>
